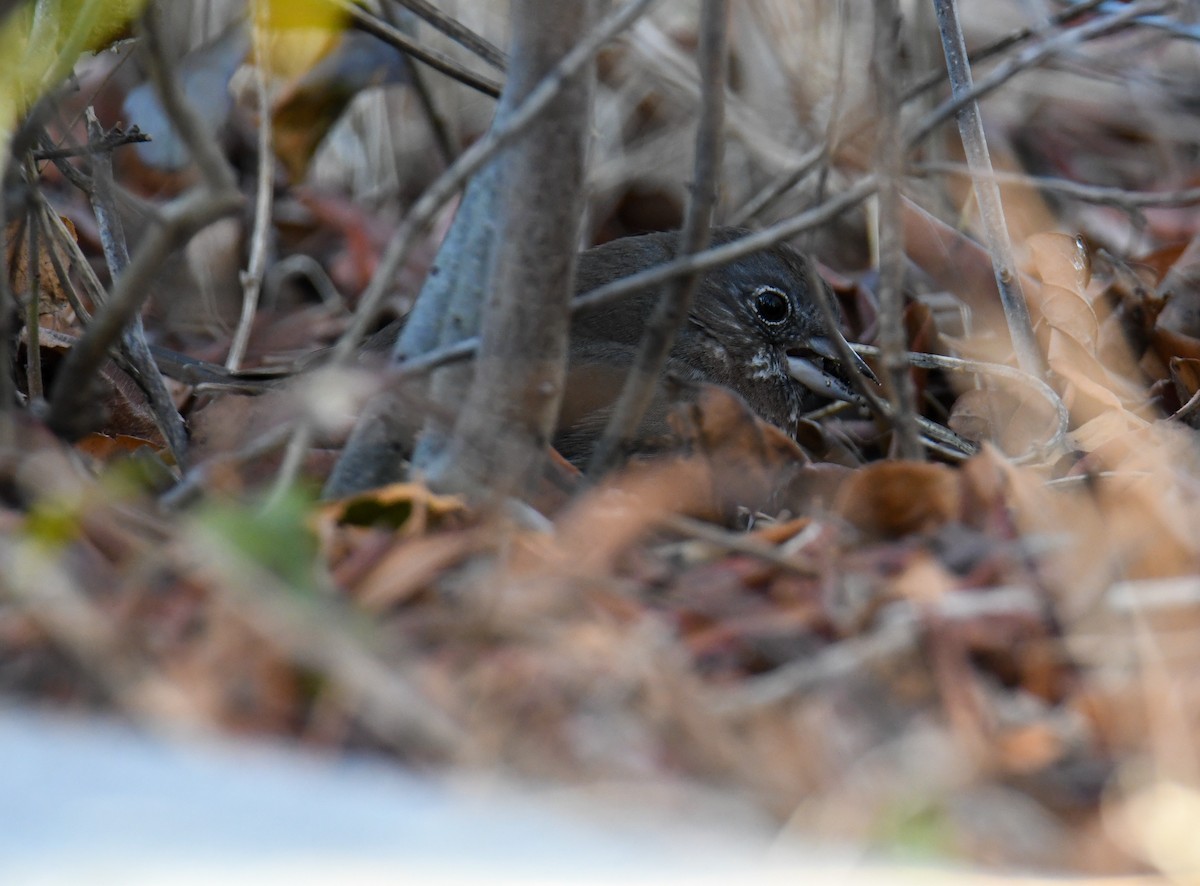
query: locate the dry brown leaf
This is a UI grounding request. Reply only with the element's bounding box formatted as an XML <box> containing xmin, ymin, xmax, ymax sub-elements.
<box><xmin>1027</xmin><ymin>231</ymin><xmax>1091</xmax><ymax>292</ymax></box>
<box><xmin>7</xmin><ymin>217</ymin><xmax>81</xmax><ymax>335</ymax></box>
<box><xmin>1037</xmin><ymin>283</ymin><xmax>1100</xmax><ymax>350</ymax></box>
<box><xmin>76</xmin><ymin>433</ymin><xmax>168</xmax><ymax>462</ymax></box>
<box><xmin>835</xmin><ymin>461</ymin><xmax>962</xmax><ymax>540</ymax></box>
<box><xmin>1169</xmin><ymin>356</ymin><xmax>1200</xmax><ymax>405</ymax></box>
<box><xmin>1047</xmin><ymin>328</ymin><xmax>1143</xmax><ymax>420</ymax></box>
<box><xmin>318</xmin><ymin>482</ymin><xmax>467</xmax><ymax>537</ymax></box>
<box><xmin>949</xmin><ymin>384</ymin><xmax>1059</xmax><ymax>457</ymax></box>
<box><xmin>1069</xmin><ymin>411</ymin><xmax>1150</xmax><ymax>453</ymax></box>
<box><xmin>354</xmin><ymin>528</ymin><xmax>492</xmax><ymax>612</ymax></box>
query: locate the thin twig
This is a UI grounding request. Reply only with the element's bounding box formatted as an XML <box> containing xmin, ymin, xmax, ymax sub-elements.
<box><xmin>36</xmin><ymin>130</ymin><xmax>95</xmax><ymax>192</ymax></box>
<box><xmin>713</xmin><ymin>588</ymin><xmax>1045</xmax><ymax>713</ymax></box>
<box><xmin>0</xmin><ymin>179</ymin><xmax>11</xmax><ymax>436</ymax></box>
<box><xmin>333</xmin><ymin>0</ymin><xmax>504</xmax><ymax>99</ymax></box>
<box><xmin>386</xmin><ymin>0</ymin><xmax>507</xmax><ymax>70</ymax></box>
<box><xmin>587</xmin><ymin>0</ymin><xmax>727</xmax><ymax>475</ymax></box>
<box><xmin>714</xmin><ymin>611</ymin><xmax>920</xmax><ymax>713</ymax></box>
<box><xmin>32</xmin><ymin>125</ymin><xmax>150</xmax><ymax>161</ymax></box>
<box><xmin>726</xmin><ymin>1</ymin><xmax>847</xmax><ymax>226</ymax></box>
<box><xmin>35</xmin><ymin>215</ymin><xmax>90</xmax><ymax>343</ymax></box>
<box><xmin>404</xmin><ymin>58</ymin><xmax>458</xmax><ymax>168</ymax></box>
<box><xmin>265</xmin><ymin>254</ymin><xmax>344</xmax><ymax>310</ymax></box>
<box><xmin>370</xmin><ymin>0</ymin><xmax>458</xmax><ymax>169</ymax></box>
<box><xmin>807</xmin><ymin>0</ymin><xmax>852</xmax><ymax>218</ymax></box>
<box><xmin>913</xmin><ymin>161</ymin><xmax>1200</xmax><ymax>210</ymax></box>
<box><xmin>659</xmin><ymin>514</ymin><xmax>819</xmax><ymax>577</ymax></box>
<box><xmin>226</xmin><ymin>7</ymin><xmax>275</xmax><ymax>372</ymax></box>
<box><xmin>931</xmin><ymin>0</ymin><xmax>1045</xmax><ymax>378</ymax></box>
<box><xmin>46</xmin><ymin>5</ymin><xmax>243</xmax><ymax>444</ymax></box>
<box><xmin>22</xmin><ymin>179</ymin><xmax>43</xmax><ymax>402</ymax></box>
<box><xmin>36</xmin><ymin>195</ymin><xmax>100</xmax><ymax>322</ymax></box>
<box><xmin>578</xmin><ymin>180</ymin><xmax>880</xmax><ymax>318</ymax></box>
<box><xmin>873</xmin><ymin>0</ymin><xmax>922</xmax><ymax>460</ymax></box>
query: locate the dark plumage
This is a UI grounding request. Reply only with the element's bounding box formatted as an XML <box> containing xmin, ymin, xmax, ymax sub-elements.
<box><xmin>556</xmin><ymin>227</ymin><xmax>866</xmax><ymax>463</ymax></box>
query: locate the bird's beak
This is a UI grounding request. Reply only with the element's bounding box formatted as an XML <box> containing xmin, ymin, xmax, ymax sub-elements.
<box><xmin>786</xmin><ymin>334</ymin><xmax>878</xmax><ymax>404</ymax></box>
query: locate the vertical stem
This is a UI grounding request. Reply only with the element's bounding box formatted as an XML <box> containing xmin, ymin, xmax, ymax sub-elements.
<box><xmin>227</xmin><ymin>1</ymin><xmax>275</xmax><ymax>371</ymax></box>
<box><xmin>931</xmin><ymin>0</ymin><xmax>1044</xmax><ymax>378</ymax></box>
<box><xmin>23</xmin><ymin>186</ymin><xmax>42</xmax><ymax>401</ymax></box>
<box><xmin>873</xmin><ymin>0</ymin><xmax>922</xmax><ymax>459</ymax></box>
<box><xmin>0</xmin><ymin>185</ymin><xmax>11</xmax><ymax>440</ymax></box>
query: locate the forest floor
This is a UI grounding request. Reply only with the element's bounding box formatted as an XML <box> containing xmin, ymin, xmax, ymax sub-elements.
<box><xmin>4</xmin><ymin>2</ymin><xmax>1200</xmax><ymax>879</ymax></box>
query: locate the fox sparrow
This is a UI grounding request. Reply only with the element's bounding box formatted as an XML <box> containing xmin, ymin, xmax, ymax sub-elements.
<box><xmin>555</xmin><ymin>226</ymin><xmax>869</xmax><ymax>463</ymax></box>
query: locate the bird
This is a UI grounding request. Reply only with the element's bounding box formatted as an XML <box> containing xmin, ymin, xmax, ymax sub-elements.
<box><xmin>555</xmin><ymin>226</ymin><xmax>872</xmax><ymax>464</ymax></box>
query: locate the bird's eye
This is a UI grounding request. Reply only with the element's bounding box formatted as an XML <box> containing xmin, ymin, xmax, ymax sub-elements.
<box><xmin>752</xmin><ymin>286</ymin><xmax>791</xmax><ymax>325</ymax></box>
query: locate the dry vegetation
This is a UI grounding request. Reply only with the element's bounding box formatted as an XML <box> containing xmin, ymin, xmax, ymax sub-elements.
<box><xmin>3</xmin><ymin>0</ymin><xmax>1200</xmax><ymax>877</ymax></box>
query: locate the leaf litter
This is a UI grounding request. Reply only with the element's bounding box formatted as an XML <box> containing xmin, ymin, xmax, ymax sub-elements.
<box><xmin>4</xmin><ymin>0</ymin><xmax>1200</xmax><ymax>878</ymax></box>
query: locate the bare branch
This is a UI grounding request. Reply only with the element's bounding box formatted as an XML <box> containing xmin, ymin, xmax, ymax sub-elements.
<box><xmin>226</xmin><ymin>11</ymin><xmax>275</xmax><ymax>372</ymax></box>
<box><xmin>32</xmin><ymin>125</ymin><xmax>150</xmax><ymax>161</ymax></box>
<box><xmin>572</xmin><ymin>179</ymin><xmax>879</xmax><ymax>320</ymax></box>
<box><xmin>46</xmin><ymin>3</ymin><xmax>244</xmax><ymax>445</ymax></box>
<box><xmin>22</xmin><ymin>177</ymin><xmax>43</xmax><ymax>401</ymax></box>
<box><xmin>332</xmin><ymin>0</ymin><xmax>503</xmax><ymax>99</ymax></box>
<box><xmin>386</xmin><ymin>0</ymin><xmax>507</xmax><ymax>70</ymax></box>
<box><xmin>873</xmin><ymin>0</ymin><xmax>922</xmax><ymax>460</ymax></box>
<box><xmin>931</xmin><ymin>0</ymin><xmax>1044</xmax><ymax>378</ymax></box>
<box><xmin>913</xmin><ymin>161</ymin><xmax>1200</xmax><ymax>210</ymax></box>
<box><xmin>733</xmin><ymin>0</ymin><xmax>1128</xmax><ymax>225</ymax></box>
<box><xmin>900</xmin><ymin>0</ymin><xmax>1110</xmax><ymax>105</ymax></box>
